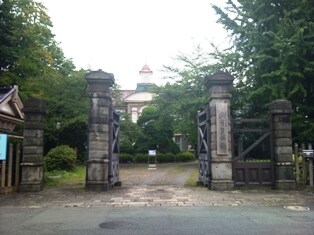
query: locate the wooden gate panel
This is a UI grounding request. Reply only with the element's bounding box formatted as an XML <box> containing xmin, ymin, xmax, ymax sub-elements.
<box><xmin>198</xmin><ymin>109</ymin><xmax>211</xmax><ymax>187</ymax></box>
<box><xmin>232</xmin><ymin>119</ymin><xmax>274</xmax><ymax>187</ymax></box>
<box><xmin>108</xmin><ymin>108</ymin><xmax>120</xmax><ymax>187</ymax></box>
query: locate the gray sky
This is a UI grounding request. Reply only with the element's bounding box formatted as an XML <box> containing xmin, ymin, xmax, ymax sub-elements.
<box><xmin>41</xmin><ymin>0</ymin><xmax>228</xmax><ymax>89</ymax></box>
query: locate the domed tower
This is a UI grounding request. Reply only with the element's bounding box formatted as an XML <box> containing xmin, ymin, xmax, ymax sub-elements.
<box><xmin>139</xmin><ymin>64</ymin><xmax>153</xmax><ymax>83</ymax></box>
<box><xmin>136</xmin><ymin>64</ymin><xmax>155</xmax><ymax>92</ymax></box>
<box><xmin>122</xmin><ymin>64</ymin><xmax>156</xmax><ymax>123</ymax></box>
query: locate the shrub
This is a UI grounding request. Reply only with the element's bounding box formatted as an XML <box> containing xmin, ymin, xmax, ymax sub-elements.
<box><xmin>120</xmin><ymin>153</ymin><xmax>133</xmax><ymax>163</ymax></box>
<box><xmin>134</xmin><ymin>153</ymin><xmax>148</xmax><ymax>163</ymax></box>
<box><xmin>157</xmin><ymin>152</ymin><xmax>175</xmax><ymax>163</ymax></box>
<box><xmin>175</xmin><ymin>151</ymin><xmax>195</xmax><ymax>162</ymax></box>
<box><xmin>44</xmin><ymin>145</ymin><xmax>77</xmax><ymax>171</ymax></box>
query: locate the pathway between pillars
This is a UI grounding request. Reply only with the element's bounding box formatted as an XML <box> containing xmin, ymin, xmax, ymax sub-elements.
<box><xmin>0</xmin><ymin>162</ymin><xmax>313</xmax><ymax>208</ymax></box>
<box><xmin>1</xmin><ymin>185</ymin><xmax>313</xmax><ymax>208</ymax></box>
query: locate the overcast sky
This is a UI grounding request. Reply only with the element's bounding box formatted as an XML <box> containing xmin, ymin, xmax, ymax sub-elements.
<box><xmin>41</xmin><ymin>0</ymin><xmax>228</xmax><ymax>89</ymax></box>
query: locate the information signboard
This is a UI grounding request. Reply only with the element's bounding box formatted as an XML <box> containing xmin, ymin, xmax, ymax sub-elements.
<box><xmin>0</xmin><ymin>134</ymin><xmax>8</xmax><ymax>160</ymax></box>
<box><xmin>148</xmin><ymin>150</ymin><xmax>156</xmax><ymax>156</ymax></box>
<box><xmin>148</xmin><ymin>149</ymin><xmax>157</xmax><ymax>170</ymax></box>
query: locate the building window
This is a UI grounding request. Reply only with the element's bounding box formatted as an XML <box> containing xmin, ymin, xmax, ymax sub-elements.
<box><xmin>174</xmin><ymin>136</ymin><xmax>181</xmax><ymax>145</ymax></box>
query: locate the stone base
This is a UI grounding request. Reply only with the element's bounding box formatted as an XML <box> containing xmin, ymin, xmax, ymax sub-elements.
<box><xmin>85</xmin><ymin>182</ymin><xmax>110</xmax><ymax>191</ymax></box>
<box><xmin>275</xmin><ymin>180</ymin><xmax>296</xmax><ymax>190</ymax></box>
<box><xmin>210</xmin><ymin>180</ymin><xmax>234</xmax><ymax>191</ymax></box>
<box><xmin>114</xmin><ymin>181</ymin><xmax>122</xmax><ymax>187</ymax></box>
<box><xmin>19</xmin><ymin>182</ymin><xmax>43</xmax><ymax>192</ymax></box>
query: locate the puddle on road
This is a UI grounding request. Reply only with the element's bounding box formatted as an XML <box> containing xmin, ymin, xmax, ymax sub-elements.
<box><xmin>99</xmin><ymin>221</ymin><xmax>139</xmax><ymax>229</ymax></box>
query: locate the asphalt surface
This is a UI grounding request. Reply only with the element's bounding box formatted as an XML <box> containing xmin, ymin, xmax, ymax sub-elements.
<box><xmin>1</xmin><ymin>162</ymin><xmax>314</xmax><ymax>234</ymax></box>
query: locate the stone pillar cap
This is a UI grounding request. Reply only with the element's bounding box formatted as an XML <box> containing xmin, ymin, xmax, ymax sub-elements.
<box><xmin>269</xmin><ymin>99</ymin><xmax>293</xmax><ymax>114</ymax></box>
<box><xmin>22</xmin><ymin>98</ymin><xmax>46</xmax><ymax>114</ymax></box>
<box><xmin>86</xmin><ymin>69</ymin><xmax>115</xmax><ymax>86</ymax></box>
<box><xmin>204</xmin><ymin>71</ymin><xmax>234</xmax><ymax>89</ymax></box>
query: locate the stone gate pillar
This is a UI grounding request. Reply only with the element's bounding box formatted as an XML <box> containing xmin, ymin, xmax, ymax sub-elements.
<box><xmin>269</xmin><ymin>99</ymin><xmax>296</xmax><ymax>190</ymax></box>
<box><xmin>19</xmin><ymin>98</ymin><xmax>46</xmax><ymax>192</ymax></box>
<box><xmin>85</xmin><ymin>69</ymin><xmax>114</xmax><ymax>191</ymax></box>
<box><xmin>205</xmin><ymin>72</ymin><xmax>234</xmax><ymax>190</ymax></box>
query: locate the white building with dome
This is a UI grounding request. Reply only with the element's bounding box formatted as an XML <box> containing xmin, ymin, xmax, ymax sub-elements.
<box><xmin>118</xmin><ymin>65</ymin><xmax>156</xmax><ymax>123</ymax></box>
<box><xmin>116</xmin><ymin>65</ymin><xmax>189</xmax><ymax>151</ymax></box>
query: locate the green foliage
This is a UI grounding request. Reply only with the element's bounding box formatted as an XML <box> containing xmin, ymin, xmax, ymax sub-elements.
<box><xmin>44</xmin><ymin>165</ymin><xmax>85</xmax><ymax>187</ymax></box>
<box><xmin>42</xmin><ymin>70</ymin><xmax>89</xmax><ymax>155</ymax></box>
<box><xmin>44</xmin><ymin>145</ymin><xmax>77</xmax><ymax>171</ymax></box>
<box><xmin>157</xmin><ymin>153</ymin><xmax>175</xmax><ymax>163</ymax></box>
<box><xmin>119</xmin><ymin>153</ymin><xmax>134</xmax><ymax>163</ymax></box>
<box><xmin>133</xmin><ymin>153</ymin><xmax>148</xmax><ymax>163</ymax></box>
<box><xmin>0</xmin><ymin>0</ymin><xmax>90</xmax><ymax>156</ymax></box>
<box><xmin>175</xmin><ymin>152</ymin><xmax>195</xmax><ymax>162</ymax></box>
<box><xmin>134</xmin><ymin>106</ymin><xmax>181</xmax><ymax>153</ymax></box>
<box><xmin>212</xmin><ymin>0</ymin><xmax>314</xmax><ymax>141</ymax></box>
<box><xmin>153</xmin><ymin>47</ymin><xmax>211</xmax><ymax>145</ymax></box>
<box><xmin>119</xmin><ymin>113</ymin><xmax>142</xmax><ymax>154</ymax></box>
<box><xmin>0</xmin><ymin>0</ymin><xmax>75</xmax><ymax>87</ymax></box>
<box><xmin>59</xmin><ymin>121</ymin><xmax>87</xmax><ymax>163</ymax></box>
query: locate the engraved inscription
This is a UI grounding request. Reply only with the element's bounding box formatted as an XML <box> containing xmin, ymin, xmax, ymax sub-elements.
<box><xmin>216</xmin><ymin>102</ymin><xmax>228</xmax><ymax>155</ymax></box>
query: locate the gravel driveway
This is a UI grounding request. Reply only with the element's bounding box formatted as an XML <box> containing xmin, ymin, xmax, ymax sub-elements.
<box><xmin>120</xmin><ymin>162</ymin><xmax>198</xmax><ymax>186</ymax></box>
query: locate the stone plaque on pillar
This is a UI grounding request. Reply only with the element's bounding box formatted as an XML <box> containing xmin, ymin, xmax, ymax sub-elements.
<box><xmin>204</xmin><ymin>71</ymin><xmax>234</xmax><ymax>190</ymax></box>
<box><xmin>216</xmin><ymin>102</ymin><xmax>228</xmax><ymax>155</ymax></box>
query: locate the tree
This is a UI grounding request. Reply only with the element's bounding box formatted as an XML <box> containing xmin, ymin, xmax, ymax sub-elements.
<box><xmin>153</xmin><ymin>47</ymin><xmax>211</xmax><ymax>145</ymax></box>
<box><xmin>135</xmin><ymin>106</ymin><xmax>180</xmax><ymax>153</ymax></box>
<box><xmin>212</xmin><ymin>0</ymin><xmax>314</xmax><ymax>142</ymax></box>
<box><xmin>0</xmin><ymin>0</ymin><xmax>75</xmax><ymax>89</ymax></box>
<box><xmin>41</xmin><ymin>69</ymin><xmax>89</xmax><ymax>155</ymax></box>
<box><xmin>119</xmin><ymin>112</ymin><xmax>142</xmax><ymax>154</ymax></box>
<box><xmin>0</xmin><ymin>0</ymin><xmax>91</xmax><ymax>155</ymax></box>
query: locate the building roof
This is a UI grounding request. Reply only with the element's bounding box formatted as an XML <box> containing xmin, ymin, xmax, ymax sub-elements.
<box><xmin>0</xmin><ymin>86</ymin><xmax>24</xmax><ymax>125</ymax></box>
<box><xmin>139</xmin><ymin>64</ymin><xmax>153</xmax><ymax>74</ymax></box>
<box><xmin>119</xmin><ymin>90</ymin><xmax>136</xmax><ymax>100</ymax></box>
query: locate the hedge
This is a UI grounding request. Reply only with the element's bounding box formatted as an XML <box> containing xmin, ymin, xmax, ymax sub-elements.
<box><xmin>119</xmin><ymin>151</ymin><xmax>195</xmax><ymax>163</ymax></box>
<box><xmin>119</xmin><ymin>153</ymin><xmax>133</xmax><ymax>163</ymax></box>
<box><xmin>175</xmin><ymin>151</ymin><xmax>195</xmax><ymax>162</ymax></box>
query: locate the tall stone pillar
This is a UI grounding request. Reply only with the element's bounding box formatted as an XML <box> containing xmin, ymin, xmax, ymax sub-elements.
<box><xmin>269</xmin><ymin>99</ymin><xmax>296</xmax><ymax>190</ymax></box>
<box><xmin>205</xmin><ymin>72</ymin><xmax>234</xmax><ymax>190</ymax></box>
<box><xmin>85</xmin><ymin>69</ymin><xmax>114</xmax><ymax>191</ymax></box>
<box><xmin>19</xmin><ymin>98</ymin><xmax>46</xmax><ymax>192</ymax></box>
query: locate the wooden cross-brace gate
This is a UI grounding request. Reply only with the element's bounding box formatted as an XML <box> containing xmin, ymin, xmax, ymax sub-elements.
<box><xmin>197</xmin><ymin>109</ymin><xmax>211</xmax><ymax>188</ymax></box>
<box><xmin>108</xmin><ymin>107</ymin><xmax>121</xmax><ymax>187</ymax></box>
<box><xmin>232</xmin><ymin>118</ymin><xmax>274</xmax><ymax>187</ymax></box>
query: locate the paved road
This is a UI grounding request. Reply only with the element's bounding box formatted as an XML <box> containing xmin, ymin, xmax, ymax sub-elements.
<box><xmin>1</xmin><ymin>205</ymin><xmax>314</xmax><ymax>235</ymax></box>
<box><xmin>1</xmin><ymin>163</ymin><xmax>314</xmax><ymax>234</ymax></box>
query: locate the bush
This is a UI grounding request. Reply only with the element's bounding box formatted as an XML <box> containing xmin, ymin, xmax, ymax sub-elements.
<box><xmin>157</xmin><ymin>152</ymin><xmax>175</xmax><ymax>163</ymax></box>
<box><xmin>175</xmin><ymin>151</ymin><xmax>195</xmax><ymax>162</ymax></box>
<box><xmin>120</xmin><ymin>153</ymin><xmax>133</xmax><ymax>163</ymax></box>
<box><xmin>134</xmin><ymin>153</ymin><xmax>148</xmax><ymax>163</ymax></box>
<box><xmin>44</xmin><ymin>145</ymin><xmax>77</xmax><ymax>171</ymax></box>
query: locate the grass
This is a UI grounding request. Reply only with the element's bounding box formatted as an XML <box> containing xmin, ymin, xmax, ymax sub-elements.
<box><xmin>184</xmin><ymin>167</ymin><xmax>199</xmax><ymax>187</ymax></box>
<box><xmin>238</xmin><ymin>159</ymin><xmax>271</xmax><ymax>163</ymax></box>
<box><xmin>44</xmin><ymin>165</ymin><xmax>85</xmax><ymax>187</ymax></box>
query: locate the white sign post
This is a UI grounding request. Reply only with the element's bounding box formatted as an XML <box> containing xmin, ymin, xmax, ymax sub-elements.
<box><xmin>303</xmin><ymin>149</ymin><xmax>314</xmax><ymax>187</ymax></box>
<box><xmin>148</xmin><ymin>150</ymin><xmax>157</xmax><ymax>170</ymax></box>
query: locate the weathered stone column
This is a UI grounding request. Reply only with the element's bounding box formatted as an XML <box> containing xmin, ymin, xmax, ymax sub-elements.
<box><xmin>85</xmin><ymin>69</ymin><xmax>114</xmax><ymax>191</ymax></box>
<box><xmin>269</xmin><ymin>99</ymin><xmax>296</xmax><ymax>190</ymax></box>
<box><xmin>205</xmin><ymin>72</ymin><xmax>234</xmax><ymax>190</ymax></box>
<box><xmin>19</xmin><ymin>98</ymin><xmax>46</xmax><ymax>192</ymax></box>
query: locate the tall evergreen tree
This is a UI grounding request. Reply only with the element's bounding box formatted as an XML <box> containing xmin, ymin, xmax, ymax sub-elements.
<box><xmin>212</xmin><ymin>0</ymin><xmax>314</xmax><ymax>141</ymax></box>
